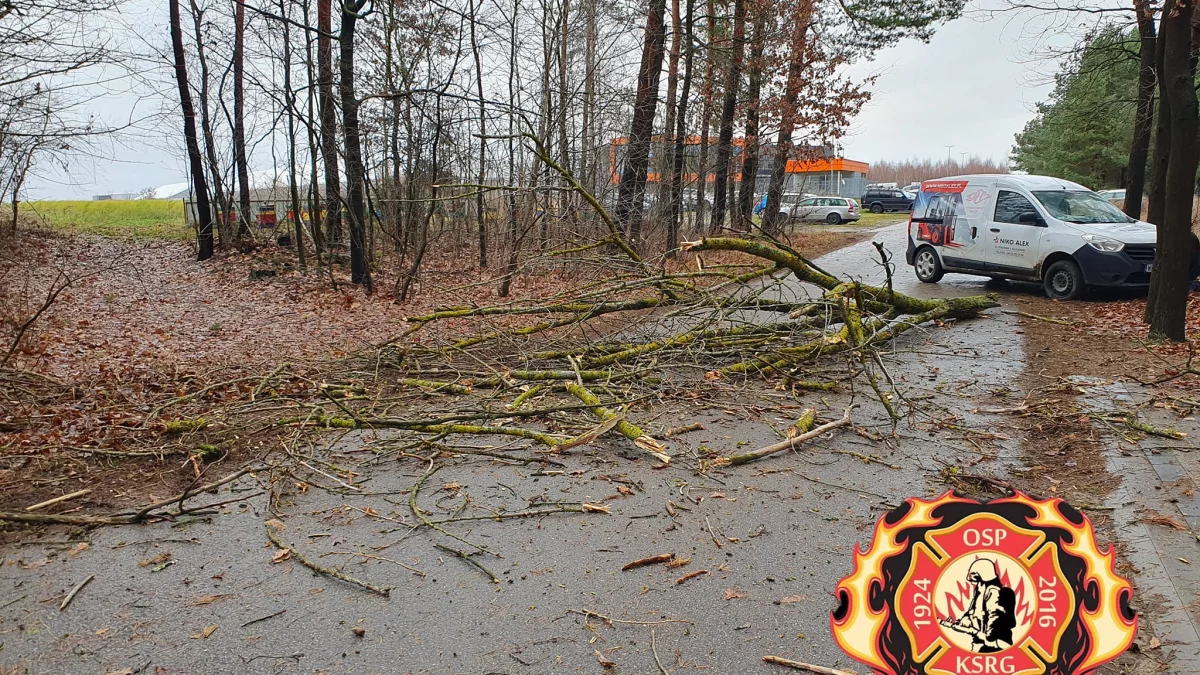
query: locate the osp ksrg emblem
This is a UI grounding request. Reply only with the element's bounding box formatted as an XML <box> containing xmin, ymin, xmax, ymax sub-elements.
<box><xmin>831</xmin><ymin>492</ymin><xmax>1136</xmax><ymax>675</ymax></box>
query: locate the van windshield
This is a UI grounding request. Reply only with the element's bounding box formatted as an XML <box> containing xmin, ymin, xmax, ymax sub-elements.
<box><xmin>1031</xmin><ymin>190</ymin><xmax>1135</xmax><ymax>224</ymax></box>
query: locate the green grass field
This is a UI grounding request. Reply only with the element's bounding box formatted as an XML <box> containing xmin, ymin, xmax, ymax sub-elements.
<box><xmin>23</xmin><ymin>200</ymin><xmax>190</xmax><ymax>240</ymax></box>
<box><xmin>856</xmin><ymin>211</ymin><xmax>909</xmax><ymax>227</ymax></box>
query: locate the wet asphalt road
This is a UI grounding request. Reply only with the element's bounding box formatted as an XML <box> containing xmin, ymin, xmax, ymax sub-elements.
<box><xmin>1</xmin><ymin>222</ymin><xmax>1195</xmax><ymax>674</ymax></box>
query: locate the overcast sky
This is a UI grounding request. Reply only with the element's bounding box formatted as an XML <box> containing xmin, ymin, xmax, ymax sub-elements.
<box><xmin>25</xmin><ymin>2</ymin><xmax>1101</xmax><ymax>200</ymax></box>
<box><xmin>842</xmin><ymin>7</ymin><xmax>1064</xmax><ymax>165</ymax></box>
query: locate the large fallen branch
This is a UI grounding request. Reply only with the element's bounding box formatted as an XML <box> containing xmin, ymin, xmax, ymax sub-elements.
<box><xmin>565</xmin><ymin>383</ymin><xmax>670</xmax><ymax>463</ymax></box>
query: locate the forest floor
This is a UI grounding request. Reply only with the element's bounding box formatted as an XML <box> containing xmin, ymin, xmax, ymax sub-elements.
<box><xmin>1</xmin><ymin>220</ymin><xmax>1199</xmax><ymax>674</ymax></box>
<box><xmin>0</xmin><ymin>222</ymin><xmax>873</xmax><ymax>509</ymax></box>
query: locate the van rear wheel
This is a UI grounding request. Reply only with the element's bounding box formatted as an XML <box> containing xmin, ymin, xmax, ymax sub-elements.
<box><xmin>914</xmin><ymin>247</ymin><xmax>944</xmax><ymax>283</ymax></box>
<box><xmin>870</xmin><ymin>203</ymin><xmax>884</xmax><ymax>214</ymax></box>
<box><xmin>1044</xmin><ymin>260</ymin><xmax>1085</xmax><ymax>300</ymax></box>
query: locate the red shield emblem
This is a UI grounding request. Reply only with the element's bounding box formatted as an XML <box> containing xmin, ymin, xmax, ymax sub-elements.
<box><xmin>831</xmin><ymin>492</ymin><xmax>1136</xmax><ymax>675</ymax></box>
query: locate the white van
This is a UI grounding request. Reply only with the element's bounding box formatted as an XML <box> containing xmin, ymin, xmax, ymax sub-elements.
<box><xmin>904</xmin><ymin>174</ymin><xmax>1189</xmax><ymax>300</ymax></box>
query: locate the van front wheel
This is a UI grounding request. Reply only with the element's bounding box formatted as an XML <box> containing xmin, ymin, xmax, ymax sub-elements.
<box><xmin>1044</xmin><ymin>260</ymin><xmax>1085</xmax><ymax>300</ymax></box>
<box><xmin>914</xmin><ymin>247</ymin><xmax>944</xmax><ymax>283</ymax></box>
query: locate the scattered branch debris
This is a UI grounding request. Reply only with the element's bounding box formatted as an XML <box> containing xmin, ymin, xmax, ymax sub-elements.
<box><xmin>265</xmin><ymin>519</ymin><xmax>390</xmax><ymax>597</ymax></box>
<box><xmin>674</xmin><ymin>569</ymin><xmax>707</xmax><ymax>585</ymax></box>
<box><xmin>761</xmin><ymin>655</ymin><xmax>857</xmax><ymax>675</ymax></box>
<box><xmin>622</xmin><ymin>553</ymin><xmax>674</xmax><ymax>571</ymax></box>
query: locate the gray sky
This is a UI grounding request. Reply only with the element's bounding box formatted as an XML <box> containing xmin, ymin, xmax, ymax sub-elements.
<box><xmin>26</xmin><ymin>3</ymin><xmax>1091</xmax><ymax>200</ymax></box>
<box><xmin>842</xmin><ymin>8</ymin><xmax>1062</xmax><ymax>165</ymax></box>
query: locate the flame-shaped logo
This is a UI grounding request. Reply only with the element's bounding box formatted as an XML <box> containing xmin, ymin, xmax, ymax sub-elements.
<box><xmin>831</xmin><ymin>491</ymin><xmax>1136</xmax><ymax>675</ymax></box>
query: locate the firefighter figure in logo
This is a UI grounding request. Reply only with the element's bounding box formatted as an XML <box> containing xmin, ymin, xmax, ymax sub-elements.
<box><xmin>939</xmin><ymin>558</ymin><xmax>1018</xmax><ymax>653</ymax></box>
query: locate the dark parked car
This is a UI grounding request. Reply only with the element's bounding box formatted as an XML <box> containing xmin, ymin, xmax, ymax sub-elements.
<box><xmin>861</xmin><ymin>189</ymin><xmax>914</xmax><ymax>214</ymax></box>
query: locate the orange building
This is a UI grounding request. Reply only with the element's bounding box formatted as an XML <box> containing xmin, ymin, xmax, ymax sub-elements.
<box><xmin>609</xmin><ymin>137</ymin><xmax>869</xmax><ymax>196</ymax></box>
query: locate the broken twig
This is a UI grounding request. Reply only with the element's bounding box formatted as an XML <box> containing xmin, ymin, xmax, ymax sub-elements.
<box><xmin>59</xmin><ymin>574</ymin><xmax>94</xmax><ymax>611</ymax></box>
<box><xmin>762</xmin><ymin>655</ymin><xmax>857</xmax><ymax>675</ymax></box>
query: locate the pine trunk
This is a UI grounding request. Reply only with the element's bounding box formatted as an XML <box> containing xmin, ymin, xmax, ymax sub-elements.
<box><xmin>659</xmin><ymin>0</ymin><xmax>682</xmax><ymax>212</ymax></box>
<box><xmin>668</xmin><ymin>0</ymin><xmax>696</xmax><ymax>251</ymax></box>
<box><xmin>761</xmin><ymin>0</ymin><xmax>813</xmax><ymax>235</ymax></box>
<box><xmin>708</xmin><ymin>0</ymin><xmax>746</xmax><ymax>233</ymax></box>
<box><xmin>693</xmin><ymin>0</ymin><xmax>717</xmax><ymax>233</ymax></box>
<box><xmin>736</xmin><ymin>8</ymin><xmax>765</xmax><ymax>232</ymax></box>
<box><xmin>614</xmin><ymin>0</ymin><xmax>668</xmax><ymax>248</ymax></box>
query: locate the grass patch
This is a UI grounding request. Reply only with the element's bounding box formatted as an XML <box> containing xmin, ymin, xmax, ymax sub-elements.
<box><xmin>22</xmin><ymin>200</ymin><xmax>190</xmax><ymax>240</ymax></box>
<box><xmin>856</xmin><ymin>212</ymin><xmax>909</xmax><ymax>227</ymax></box>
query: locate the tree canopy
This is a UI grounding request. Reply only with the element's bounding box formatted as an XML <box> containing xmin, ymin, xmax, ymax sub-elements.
<box><xmin>1011</xmin><ymin>27</ymin><xmax>1140</xmax><ymax>190</ymax></box>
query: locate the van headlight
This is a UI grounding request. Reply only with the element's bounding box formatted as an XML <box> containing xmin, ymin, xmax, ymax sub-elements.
<box><xmin>1082</xmin><ymin>234</ymin><xmax>1125</xmax><ymax>253</ymax></box>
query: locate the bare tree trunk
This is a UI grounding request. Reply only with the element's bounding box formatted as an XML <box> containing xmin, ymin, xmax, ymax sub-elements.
<box><xmin>1125</xmin><ymin>0</ymin><xmax>1157</xmax><ymax>220</ymax></box>
<box><xmin>318</xmin><ymin>0</ymin><xmax>342</xmax><ymax>245</ymax></box>
<box><xmin>658</xmin><ymin>0</ymin><xmax>682</xmax><ymax>212</ymax></box>
<box><xmin>558</xmin><ymin>0</ymin><xmax>570</xmax><ymax>175</ymax></box>
<box><xmin>667</xmin><ymin>0</ymin><xmax>696</xmax><ymax>252</ymax></box>
<box><xmin>469</xmin><ymin>0</ymin><xmax>488</xmax><ymax>268</ymax></box>
<box><xmin>762</xmin><ymin>0</ymin><xmax>814</xmax><ymax>235</ymax></box>
<box><xmin>736</xmin><ymin>3</ymin><xmax>765</xmax><ymax>231</ymax></box>
<box><xmin>170</xmin><ymin>0</ymin><xmax>213</xmax><ymax>260</ymax></box>
<box><xmin>340</xmin><ymin>0</ymin><xmax>372</xmax><ymax>290</ymax></box>
<box><xmin>537</xmin><ymin>0</ymin><xmax>553</xmax><ymax>248</ymax></box>
<box><xmin>500</xmin><ymin>0</ymin><xmax>522</xmax><ymax>298</ymax></box>
<box><xmin>1145</xmin><ymin>4</ymin><xmax>1171</xmax><ymax>321</ymax></box>
<box><xmin>709</xmin><ymin>0</ymin><xmax>745</xmax><ymax>233</ymax></box>
<box><xmin>233</xmin><ymin>0</ymin><xmax>251</xmax><ymax>240</ymax></box>
<box><xmin>1147</xmin><ymin>0</ymin><xmax>1197</xmax><ymax>341</ymax></box>
<box><xmin>280</xmin><ymin>0</ymin><xmax>305</xmax><ymax>269</ymax></box>
<box><xmin>582</xmin><ymin>0</ymin><xmax>596</xmax><ymax>193</ymax></box>
<box><xmin>693</xmin><ymin>0</ymin><xmax>717</xmax><ymax>233</ymax></box>
<box><xmin>9</xmin><ymin>150</ymin><xmax>34</xmax><ymax>236</ymax></box>
<box><xmin>302</xmin><ymin>0</ymin><xmax>324</xmax><ymax>266</ymax></box>
<box><xmin>400</xmin><ymin>93</ymin><xmax>446</xmax><ymax>302</ymax></box>
<box><xmin>189</xmin><ymin>0</ymin><xmax>230</xmax><ymax>248</ymax></box>
<box><xmin>614</xmin><ymin>0</ymin><xmax>668</xmax><ymax>247</ymax></box>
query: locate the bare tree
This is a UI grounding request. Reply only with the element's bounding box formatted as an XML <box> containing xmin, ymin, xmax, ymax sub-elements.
<box><xmin>709</xmin><ymin>0</ymin><xmax>746</xmax><ymax>233</ymax></box>
<box><xmin>1123</xmin><ymin>0</ymin><xmax>1156</xmax><ymax>219</ymax></box>
<box><xmin>1145</xmin><ymin>0</ymin><xmax>1197</xmax><ymax>341</ymax></box>
<box><xmin>233</xmin><ymin>0</ymin><xmax>252</xmax><ymax>239</ymax></box>
<box><xmin>614</xmin><ymin>0</ymin><xmax>667</xmax><ymax>247</ymax></box>
<box><xmin>340</xmin><ymin>0</ymin><xmax>372</xmax><ymax>290</ymax></box>
<box><xmin>170</xmin><ymin>0</ymin><xmax>215</xmax><ymax>260</ymax></box>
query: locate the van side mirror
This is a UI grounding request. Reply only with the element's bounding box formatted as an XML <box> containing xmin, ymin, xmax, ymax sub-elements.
<box><xmin>1017</xmin><ymin>211</ymin><xmax>1046</xmax><ymax>226</ymax></box>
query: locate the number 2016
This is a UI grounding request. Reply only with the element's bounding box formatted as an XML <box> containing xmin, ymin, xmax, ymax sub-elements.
<box><xmin>1036</xmin><ymin>576</ymin><xmax>1057</xmax><ymax>628</ymax></box>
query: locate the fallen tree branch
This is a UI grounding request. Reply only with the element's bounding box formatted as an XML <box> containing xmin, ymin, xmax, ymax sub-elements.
<box><xmin>716</xmin><ymin>407</ymin><xmax>855</xmax><ymax>466</ymax></box>
<box><xmin>761</xmin><ymin>655</ymin><xmax>857</xmax><ymax>675</ymax></box>
<box><xmin>434</xmin><ymin>543</ymin><xmax>500</xmax><ymax>583</ymax></box>
<box><xmin>565</xmin><ymin>383</ymin><xmax>670</xmax><ymax>463</ymax></box>
<box><xmin>265</xmin><ymin>520</ymin><xmax>390</xmax><ymax>597</ymax></box>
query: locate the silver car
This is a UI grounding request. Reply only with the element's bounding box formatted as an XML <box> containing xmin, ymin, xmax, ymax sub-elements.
<box><xmin>782</xmin><ymin>195</ymin><xmax>860</xmax><ymax>224</ymax></box>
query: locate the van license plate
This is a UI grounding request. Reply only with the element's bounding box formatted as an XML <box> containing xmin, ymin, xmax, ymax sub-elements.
<box><xmin>1144</xmin><ymin>264</ymin><xmax>1153</xmax><ymax>273</ymax></box>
